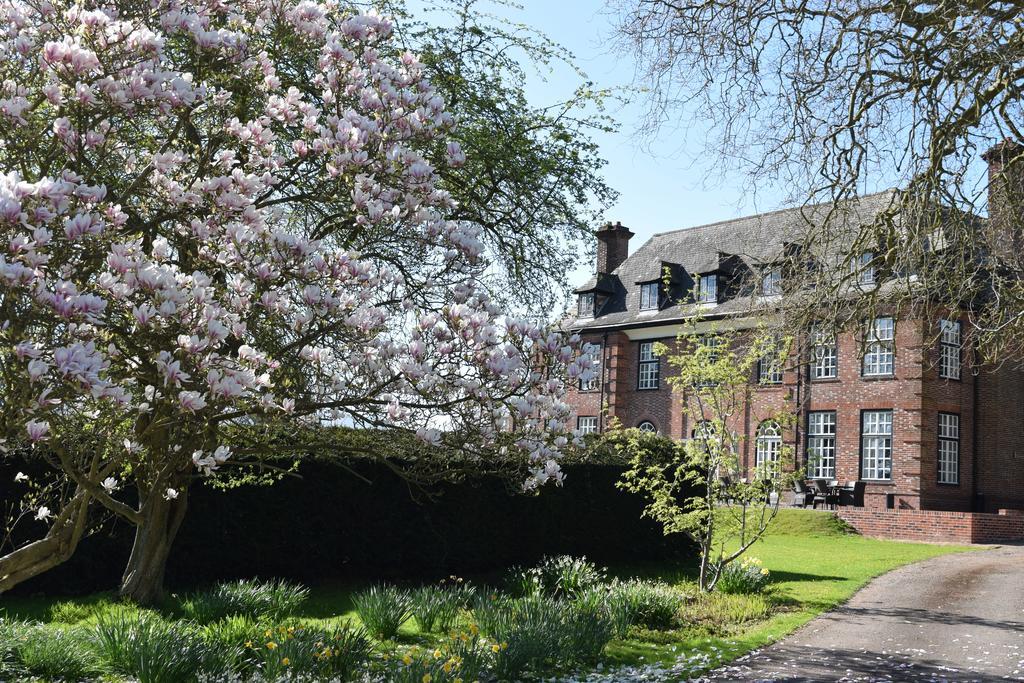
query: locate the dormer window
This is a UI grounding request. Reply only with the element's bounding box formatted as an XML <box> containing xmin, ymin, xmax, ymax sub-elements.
<box><xmin>761</xmin><ymin>267</ymin><xmax>782</xmax><ymax>296</ymax></box>
<box><xmin>697</xmin><ymin>274</ymin><xmax>718</xmax><ymax>303</ymax></box>
<box><xmin>853</xmin><ymin>251</ymin><xmax>876</xmax><ymax>285</ymax></box>
<box><xmin>639</xmin><ymin>282</ymin><xmax>660</xmax><ymax>310</ymax></box>
<box><xmin>577</xmin><ymin>292</ymin><xmax>595</xmax><ymax>318</ymax></box>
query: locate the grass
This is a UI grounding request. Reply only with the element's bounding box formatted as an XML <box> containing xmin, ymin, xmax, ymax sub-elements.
<box><xmin>0</xmin><ymin>510</ymin><xmax>976</xmax><ymax>682</ymax></box>
<box><xmin>600</xmin><ymin>509</ymin><xmax>975</xmax><ymax>679</ymax></box>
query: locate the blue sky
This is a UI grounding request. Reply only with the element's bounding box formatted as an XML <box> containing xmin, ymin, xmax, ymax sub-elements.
<box><xmin>447</xmin><ymin>0</ymin><xmax>779</xmax><ymax>289</ymax></box>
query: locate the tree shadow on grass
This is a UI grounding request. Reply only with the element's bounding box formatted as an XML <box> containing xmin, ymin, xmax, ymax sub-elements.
<box><xmin>766</xmin><ymin>570</ymin><xmax>847</xmax><ymax>584</ymax></box>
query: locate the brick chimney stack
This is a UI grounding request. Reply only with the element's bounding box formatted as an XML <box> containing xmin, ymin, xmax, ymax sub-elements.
<box><xmin>595</xmin><ymin>221</ymin><xmax>634</xmax><ymax>275</ymax></box>
<box><xmin>983</xmin><ymin>140</ymin><xmax>1024</xmax><ymax>252</ymax></box>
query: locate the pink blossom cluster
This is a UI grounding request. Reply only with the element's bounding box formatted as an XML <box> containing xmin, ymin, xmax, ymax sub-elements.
<box><xmin>0</xmin><ymin>0</ymin><xmax>590</xmax><ymax>492</ymax></box>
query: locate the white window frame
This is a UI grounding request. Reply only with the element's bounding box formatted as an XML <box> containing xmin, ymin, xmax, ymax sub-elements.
<box><xmin>939</xmin><ymin>319</ymin><xmax>961</xmax><ymax>380</ymax></box>
<box><xmin>861</xmin><ymin>410</ymin><xmax>893</xmax><ymax>481</ymax></box>
<box><xmin>807</xmin><ymin>411</ymin><xmax>836</xmax><ymax>480</ymax></box>
<box><xmin>637</xmin><ymin>420</ymin><xmax>657</xmax><ymax>434</ymax></box>
<box><xmin>810</xmin><ymin>327</ymin><xmax>838</xmax><ymax>379</ymax></box>
<box><xmin>637</xmin><ymin>342</ymin><xmax>660</xmax><ymax>390</ymax></box>
<box><xmin>577</xmin><ymin>416</ymin><xmax>599</xmax><ymax>435</ymax></box>
<box><xmin>693</xmin><ymin>335</ymin><xmax>721</xmax><ymax>388</ymax></box>
<box><xmin>578</xmin><ymin>344</ymin><xmax>601</xmax><ymax>392</ymax></box>
<box><xmin>755</xmin><ymin>421</ymin><xmax>783</xmax><ymax>474</ymax></box>
<box><xmin>639</xmin><ymin>282</ymin><xmax>660</xmax><ymax>310</ymax></box>
<box><xmin>697</xmin><ymin>274</ymin><xmax>718</xmax><ymax>303</ymax></box>
<box><xmin>762</xmin><ymin>267</ymin><xmax>782</xmax><ymax>296</ymax></box>
<box><xmin>758</xmin><ymin>352</ymin><xmax>783</xmax><ymax>385</ymax></box>
<box><xmin>937</xmin><ymin>412</ymin><xmax>960</xmax><ymax>485</ymax></box>
<box><xmin>854</xmin><ymin>251</ymin><xmax>876</xmax><ymax>285</ymax></box>
<box><xmin>863</xmin><ymin>317</ymin><xmax>895</xmax><ymax>377</ymax></box>
<box><xmin>577</xmin><ymin>292</ymin><xmax>595</xmax><ymax>318</ymax></box>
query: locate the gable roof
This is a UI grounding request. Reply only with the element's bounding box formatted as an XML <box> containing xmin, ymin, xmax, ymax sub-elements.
<box><xmin>567</xmin><ymin>190</ymin><xmax>900</xmax><ymax>331</ymax></box>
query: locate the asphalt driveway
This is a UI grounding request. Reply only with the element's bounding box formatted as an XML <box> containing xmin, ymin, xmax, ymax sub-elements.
<box><xmin>702</xmin><ymin>543</ymin><xmax>1024</xmax><ymax>682</ymax></box>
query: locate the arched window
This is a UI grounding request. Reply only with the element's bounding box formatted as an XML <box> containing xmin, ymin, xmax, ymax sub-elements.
<box><xmin>755</xmin><ymin>420</ymin><xmax>783</xmax><ymax>473</ymax></box>
<box><xmin>638</xmin><ymin>420</ymin><xmax>657</xmax><ymax>434</ymax></box>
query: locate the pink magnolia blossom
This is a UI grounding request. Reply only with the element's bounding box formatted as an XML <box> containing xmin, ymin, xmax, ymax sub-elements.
<box><xmin>0</xmin><ymin>0</ymin><xmax>591</xmax><ymax>508</ymax></box>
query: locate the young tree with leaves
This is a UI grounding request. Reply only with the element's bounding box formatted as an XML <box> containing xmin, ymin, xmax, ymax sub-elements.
<box><xmin>0</xmin><ymin>0</ymin><xmax>597</xmax><ymax>602</ymax></box>
<box><xmin>617</xmin><ymin>325</ymin><xmax>795</xmax><ymax>591</ymax></box>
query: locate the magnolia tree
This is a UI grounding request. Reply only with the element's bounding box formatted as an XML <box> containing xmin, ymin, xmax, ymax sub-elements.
<box><xmin>617</xmin><ymin>325</ymin><xmax>795</xmax><ymax>591</ymax></box>
<box><xmin>0</xmin><ymin>0</ymin><xmax>594</xmax><ymax>602</ymax></box>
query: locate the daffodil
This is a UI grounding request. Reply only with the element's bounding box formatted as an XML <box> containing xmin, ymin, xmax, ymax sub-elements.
<box><xmin>282</xmin><ymin>657</ymin><xmax>290</xmax><ymax>666</ymax></box>
<box><xmin>266</xmin><ymin>641</ymin><xmax>277</xmax><ymax>650</ymax></box>
<box><xmin>422</xmin><ymin>674</ymin><xmax>432</xmax><ymax>683</ymax></box>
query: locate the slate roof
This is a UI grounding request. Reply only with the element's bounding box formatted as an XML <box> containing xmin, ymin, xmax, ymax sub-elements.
<box><xmin>567</xmin><ymin>190</ymin><xmax>900</xmax><ymax>331</ymax></box>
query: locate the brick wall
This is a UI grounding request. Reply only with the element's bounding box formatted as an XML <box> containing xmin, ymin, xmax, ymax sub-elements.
<box><xmin>837</xmin><ymin>508</ymin><xmax>1024</xmax><ymax>543</ymax></box>
<box><xmin>974</xmin><ymin>359</ymin><xmax>1024</xmax><ymax>511</ymax></box>
<box><xmin>566</xmin><ymin>316</ymin><xmax>1024</xmax><ymax>513</ymax></box>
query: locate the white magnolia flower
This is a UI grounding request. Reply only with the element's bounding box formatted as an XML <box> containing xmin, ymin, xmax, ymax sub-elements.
<box><xmin>35</xmin><ymin>506</ymin><xmax>51</xmax><ymax>521</ymax></box>
<box><xmin>101</xmin><ymin>476</ymin><xmax>118</xmax><ymax>493</ymax></box>
<box><xmin>14</xmin><ymin>471</ymin><xmax>29</xmax><ymax>483</ymax></box>
<box><xmin>163</xmin><ymin>488</ymin><xmax>179</xmax><ymax>500</ymax></box>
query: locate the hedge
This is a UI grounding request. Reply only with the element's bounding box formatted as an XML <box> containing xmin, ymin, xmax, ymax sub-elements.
<box><xmin>3</xmin><ymin>458</ymin><xmax>695</xmax><ymax>596</ymax></box>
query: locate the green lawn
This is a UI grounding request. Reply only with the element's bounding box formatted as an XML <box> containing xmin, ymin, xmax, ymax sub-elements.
<box><xmin>601</xmin><ymin>509</ymin><xmax>975</xmax><ymax>679</ymax></box>
<box><xmin>0</xmin><ymin>510</ymin><xmax>976</xmax><ymax>681</ymax></box>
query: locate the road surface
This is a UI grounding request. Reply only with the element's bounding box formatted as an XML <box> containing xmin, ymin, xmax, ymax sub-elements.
<box><xmin>702</xmin><ymin>544</ymin><xmax>1024</xmax><ymax>682</ymax></box>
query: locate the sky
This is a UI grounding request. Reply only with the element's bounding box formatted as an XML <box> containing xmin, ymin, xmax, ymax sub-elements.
<box><xmin>484</xmin><ymin>1</ymin><xmax>770</xmax><ymax>289</ymax></box>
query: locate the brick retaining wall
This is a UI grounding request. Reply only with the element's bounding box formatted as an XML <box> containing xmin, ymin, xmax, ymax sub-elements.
<box><xmin>837</xmin><ymin>508</ymin><xmax>1024</xmax><ymax>544</ymax></box>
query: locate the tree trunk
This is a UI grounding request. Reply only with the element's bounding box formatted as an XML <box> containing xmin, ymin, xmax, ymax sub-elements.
<box><xmin>119</xmin><ymin>488</ymin><xmax>188</xmax><ymax>604</ymax></box>
<box><xmin>0</xmin><ymin>491</ymin><xmax>92</xmax><ymax>593</ymax></box>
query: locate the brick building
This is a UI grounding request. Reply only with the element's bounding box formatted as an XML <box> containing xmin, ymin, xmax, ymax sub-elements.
<box><xmin>566</xmin><ymin>169</ymin><xmax>1024</xmax><ymax>513</ymax></box>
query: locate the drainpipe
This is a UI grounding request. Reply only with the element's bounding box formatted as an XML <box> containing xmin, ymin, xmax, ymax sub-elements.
<box><xmin>599</xmin><ymin>332</ymin><xmax>609</xmax><ymax>433</ymax></box>
<box><xmin>794</xmin><ymin>329</ymin><xmax>805</xmax><ymax>473</ymax></box>
<box><xmin>971</xmin><ymin>343</ymin><xmax>981</xmax><ymax>511</ymax></box>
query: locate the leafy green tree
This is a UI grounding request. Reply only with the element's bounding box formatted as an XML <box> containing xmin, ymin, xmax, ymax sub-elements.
<box><xmin>382</xmin><ymin>0</ymin><xmax>619</xmax><ymax>314</ymax></box>
<box><xmin>616</xmin><ymin>325</ymin><xmax>796</xmax><ymax>591</ymax></box>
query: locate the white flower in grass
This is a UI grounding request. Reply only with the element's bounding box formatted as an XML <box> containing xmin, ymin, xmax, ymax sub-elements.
<box><xmin>101</xmin><ymin>477</ymin><xmax>119</xmax><ymax>493</ymax></box>
<box><xmin>35</xmin><ymin>506</ymin><xmax>51</xmax><ymax>521</ymax></box>
<box><xmin>14</xmin><ymin>471</ymin><xmax>29</xmax><ymax>483</ymax></box>
<box><xmin>164</xmin><ymin>488</ymin><xmax>179</xmax><ymax>500</ymax></box>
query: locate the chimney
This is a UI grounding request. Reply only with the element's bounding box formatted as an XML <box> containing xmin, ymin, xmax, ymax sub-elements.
<box><xmin>983</xmin><ymin>140</ymin><xmax>1024</xmax><ymax>253</ymax></box>
<box><xmin>595</xmin><ymin>221</ymin><xmax>634</xmax><ymax>275</ymax></box>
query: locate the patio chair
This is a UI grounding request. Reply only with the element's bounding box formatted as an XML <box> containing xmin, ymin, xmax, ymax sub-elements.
<box><xmin>791</xmin><ymin>479</ymin><xmax>814</xmax><ymax>508</ymax></box>
<box><xmin>839</xmin><ymin>480</ymin><xmax>866</xmax><ymax>507</ymax></box>
<box><xmin>812</xmin><ymin>479</ymin><xmax>838</xmax><ymax>509</ymax></box>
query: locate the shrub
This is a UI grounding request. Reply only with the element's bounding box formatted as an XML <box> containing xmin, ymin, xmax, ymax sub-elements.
<box><xmin>88</xmin><ymin>610</ymin><xmax>225</xmax><ymax>683</ymax></box>
<box><xmin>386</xmin><ymin>636</ymin><xmax>492</xmax><ymax>683</ymax></box>
<box><xmin>180</xmin><ymin>578</ymin><xmax>310</xmax><ymax>624</ymax></box>
<box><xmin>49</xmin><ymin>596</ymin><xmax>117</xmax><ymax>624</ymax></box>
<box><xmin>14</xmin><ymin>624</ymin><xmax>97</xmax><ymax>680</ymax></box>
<box><xmin>351</xmin><ymin>584</ymin><xmax>413</xmax><ymax>640</ymax></box>
<box><xmin>606</xmin><ymin>579</ymin><xmax>689</xmax><ymax>631</ymax></box>
<box><xmin>0</xmin><ymin>620</ymin><xmax>26</xmax><ymax>676</ymax></box>
<box><xmin>242</xmin><ymin>622</ymin><xmax>372</xmax><ymax>682</ymax></box>
<box><xmin>200</xmin><ymin>615</ymin><xmax>263</xmax><ymax>675</ymax></box>
<box><xmin>557</xmin><ymin>600</ymin><xmax>616</xmax><ymax>665</ymax></box>
<box><xmin>716</xmin><ymin>556</ymin><xmax>772</xmax><ymax>594</ymax></box>
<box><xmin>410</xmin><ymin>581</ymin><xmax>473</xmax><ymax>633</ymax></box>
<box><xmin>511</xmin><ymin>555</ymin><xmax>606</xmax><ymax>599</ymax></box>
<box><xmin>478</xmin><ymin>597</ymin><xmax>559</xmax><ymax>680</ymax></box>
<box><xmin>474</xmin><ymin>593</ymin><xmax>615</xmax><ymax>677</ymax></box>
<box><xmin>683</xmin><ymin>592</ymin><xmax>772</xmax><ymax>632</ymax></box>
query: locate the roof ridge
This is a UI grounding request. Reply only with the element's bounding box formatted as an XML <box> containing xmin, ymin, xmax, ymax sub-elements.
<box><xmin>648</xmin><ymin>189</ymin><xmax>897</xmax><ymax>239</ymax></box>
